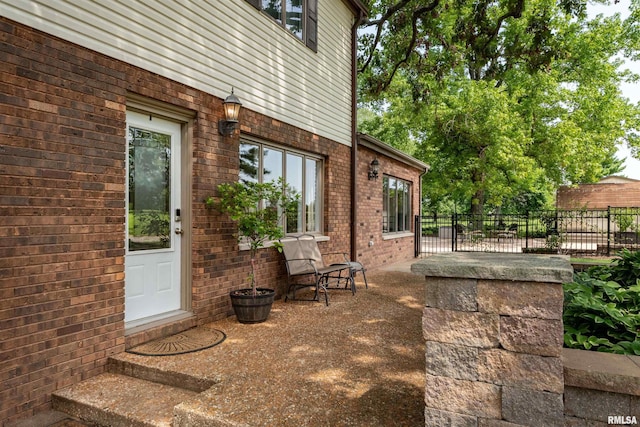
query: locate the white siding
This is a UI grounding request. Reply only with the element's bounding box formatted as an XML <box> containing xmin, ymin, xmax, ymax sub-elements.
<box><xmin>2</xmin><ymin>0</ymin><xmax>355</xmax><ymax>145</ymax></box>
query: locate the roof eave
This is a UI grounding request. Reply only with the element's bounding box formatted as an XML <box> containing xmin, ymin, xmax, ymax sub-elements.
<box><xmin>344</xmin><ymin>0</ymin><xmax>368</xmax><ymax>16</ymax></box>
<box><xmin>357</xmin><ymin>133</ymin><xmax>430</xmax><ymax>172</ymax></box>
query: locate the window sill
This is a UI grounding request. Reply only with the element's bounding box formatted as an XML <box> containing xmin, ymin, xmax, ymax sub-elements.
<box><xmin>239</xmin><ymin>234</ymin><xmax>329</xmax><ymax>251</ymax></box>
<box><xmin>382</xmin><ymin>232</ymin><xmax>414</xmax><ymax>241</ymax></box>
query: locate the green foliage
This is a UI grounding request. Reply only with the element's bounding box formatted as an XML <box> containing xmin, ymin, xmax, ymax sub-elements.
<box><xmin>358</xmin><ymin>106</ymin><xmax>416</xmax><ymax>155</ymax></box>
<box><xmin>358</xmin><ymin>0</ymin><xmax>640</xmax><ymax>213</ymax></box>
<box><xmin>499</xmin><ymin>190</ymin><xmax>553</xmax><ymax>214</ymax></box>
<box><xmin>591</xmin><ymin>248</ymin><xmax>640</xmax><ymax>289</ymax></box>
<box><xmin>612</xmin><ymin>208</ymin><xmax>640</xmax><ymax>232</ymax></box>
<box><xmin>545</xmin><ymin>233</ymin><xmax>562</xmax><ymax>250</ymax></box>
<box><xmin>424</xmin><ymin>80</ymin><xmax>537</xmax><ymax>213</ymax></box>
<box><xmin>601</xmin><ymin>154</ymin><xmax>626</xmax><ymax>177</ymax></box>
<box><xmin>206</xmin><ymin>179</ymin><xmax>299</xmax><ymax>292</ymax></box>
<box><xmin>137</xmin><ymin>211</ymin><xmax>170</xmax><ymax>246</ymax></box>
<box><xmin>563</xmin><ymin>250</ymin><xmax>640</xmax><ymax>355</ymax></box>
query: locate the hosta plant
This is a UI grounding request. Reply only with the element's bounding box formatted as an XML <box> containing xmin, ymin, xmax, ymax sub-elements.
<box><xmin>563</xmin><ymin>250</ymin><xmax>640</xmax><ymax>355</ymax></box>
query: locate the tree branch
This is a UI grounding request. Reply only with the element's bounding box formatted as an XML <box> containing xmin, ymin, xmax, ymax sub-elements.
<box><xmin>359</xmin><ymin>0</ymin><xmax>414</xmax><ymax>73</ymax></box>
<box><xmin>364</xmin><ymin>0</ymin><xmax>414</xmax><ymax>26</ymax></box>
<box><xmin>482</xmin><ymin>0</ymin><xmax>525</xmax><ymax>50</ymax></box>
<box><xmin>363</xmin><ymin>1</ymin><xmax>440</xmax><ymax>93</ymax></box>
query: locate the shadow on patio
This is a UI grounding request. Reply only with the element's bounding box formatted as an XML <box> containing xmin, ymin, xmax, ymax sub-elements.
<box><xmin>113</xmin><ymin>263</ymin><xmax>426</xmax><ymax>426</ymax></box>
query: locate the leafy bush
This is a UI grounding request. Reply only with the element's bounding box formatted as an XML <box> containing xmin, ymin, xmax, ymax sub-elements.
<box><xmin>563</xmin><ymin>250</ymin><xmax>640</xmax><ymax>355</ymax></box>
<box><xmin>205</xmin><ymin>179</ymin><xmax>299</xmax><ymax>294</ymax></box>
<box><xmin>422</xmin><ymin>226</ymin><xmax>439</xmax><ymax>236</ymax></box>
<box><xmin>612</xmin><ymin>208</ymin><xmax>639</xmax><ymax>232</ymax></box>
<box><xmin>602</xmin><ymin>249</ymin><xmax>640</xmax><ymax>286</ymax></box>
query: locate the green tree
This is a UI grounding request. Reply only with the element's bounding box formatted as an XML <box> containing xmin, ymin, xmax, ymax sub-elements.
<box><xmin>601</xmin><ymin>154</ymin><xmax>626</xmax><ymax>177</ymax></box>
<box><xmin>358</xmin><ymin>0</ymin><xmax>640</xmax><ymax>214</ymax></box>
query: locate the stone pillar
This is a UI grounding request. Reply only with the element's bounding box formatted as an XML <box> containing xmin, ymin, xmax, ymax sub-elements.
<box><xmin>411</xmin><ymin>253</ymin><xmax>573</xmax><ymax>427</ymax></box>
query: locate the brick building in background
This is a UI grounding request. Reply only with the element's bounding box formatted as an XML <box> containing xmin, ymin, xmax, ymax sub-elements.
<box><xmin>0</xmin><ymin>1</ymin><xmax>427</xmax><ymax>424</ymax></box>
<box><xmin>556</xmin><ymin>176</ymin><xmax>640</xmax><ymax>209</ymax></box>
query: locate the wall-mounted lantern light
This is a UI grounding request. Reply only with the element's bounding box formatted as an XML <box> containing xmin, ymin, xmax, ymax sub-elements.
<box><xmin>218</xmin><ymin>88</ymin><xmax>242</xmax><ymax>136</ymax></box>
<box><xmin>368</xmin><ymin>158</ymin><xmax>379</xmax><ymax>181</ymax></box>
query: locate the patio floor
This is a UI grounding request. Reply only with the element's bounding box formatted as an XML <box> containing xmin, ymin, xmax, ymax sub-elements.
<box><xmin>19</xmin><ymin>260</ymin><xmax>426</xmax><ymax>427</ymax></box>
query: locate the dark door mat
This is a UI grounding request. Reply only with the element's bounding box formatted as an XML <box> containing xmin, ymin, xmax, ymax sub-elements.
<box><xmin>127</xmin><ymin>326</ymin><xmax>226</xmax><ymax>356</ymax></box>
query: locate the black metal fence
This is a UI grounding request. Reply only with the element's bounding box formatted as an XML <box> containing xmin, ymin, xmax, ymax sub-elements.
<box><xmin>415</xmin><ymin>207</ymin><xmax>640</xmax><ymax>258</ymax></box>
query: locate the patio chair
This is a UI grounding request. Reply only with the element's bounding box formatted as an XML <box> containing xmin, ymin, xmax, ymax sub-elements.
<box><xmin>456</xmin><ymin>224</ymin><xmax>484</xmax><ymax>242</ymax></box>
<box><xmin>455</xmin><ymin>224</ymin><xmax>468</xmax><ymax>242</ymax></box>
<box><xmin>330</xmin><ymin>254</ymin><xmax>368</xmax><ymax>289</ymax></box>
<box><xmin>345</xmin><ymin>260</ymin><xmax>368</xmax><ymax>289</ymax></box>
<box><xmin>280</xmin><ymin>235</ymin><xmax>355</xmax><ymax>305</ymax></box>
<box><xmin>497</xmin><ymin>223</ymin><xmax>518</xmax><ymax>241</ymax></box>
<box><xmin>320</xmin><ymin>246</ymin><xmax>368</xmax><ymax>289</ymax></box>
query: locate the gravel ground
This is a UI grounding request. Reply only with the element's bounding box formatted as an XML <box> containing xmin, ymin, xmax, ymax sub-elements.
<box><xmin>116</xmin><ymin>269</ymin><xmax>427</xmax><ymax>426</ymax></box>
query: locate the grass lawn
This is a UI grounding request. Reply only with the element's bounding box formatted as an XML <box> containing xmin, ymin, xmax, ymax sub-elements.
<box><xmin>569</xmin><ymin>257</ymin><xmax>612</xmax><ymax>264</ymax></box>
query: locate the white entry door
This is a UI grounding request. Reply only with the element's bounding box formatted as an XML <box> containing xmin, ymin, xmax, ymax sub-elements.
<box><xmin>125</xmin><ymin>111</ymin><xmax>182</xmax><ymax>324</ymax></box>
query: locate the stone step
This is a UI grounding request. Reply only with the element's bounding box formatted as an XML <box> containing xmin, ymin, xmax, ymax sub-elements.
<box><xmin>52</xmin><ymin>372</ymin><xmax>198</xmax><ymax>427</ymax></box>
<box><xmin>107</xmin><ymin>354</ymin><xmax>220</xmax><ymax>393</ymax></box>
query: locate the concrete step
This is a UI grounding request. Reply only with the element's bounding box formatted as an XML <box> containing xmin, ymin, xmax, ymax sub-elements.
<box><xmin>4</xmin><ymin>410</ymin><xmax>90</xmax><ymax>427</ymax></box>
<box><xmin>107</xmin><ymin>354</ymin><xmax>219</xmax><ymax>393</ymax></box>
<box><xmin>52</xmin><ymin>372</ymin><xmax>198</xmax><ymax>427</ymax></box>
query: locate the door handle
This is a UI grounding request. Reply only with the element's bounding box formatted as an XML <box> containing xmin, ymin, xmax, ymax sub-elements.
<box><xmin>175</xmin><ymin>228</ymin><xmax>184</xmax><ymax>235</ymax></box>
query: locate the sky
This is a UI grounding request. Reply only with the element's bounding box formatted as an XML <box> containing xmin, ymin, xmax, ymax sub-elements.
<box><xmin>590</xmin><ymin>0</ymin><xmax>640</xmax><ymax>179</ymax></box>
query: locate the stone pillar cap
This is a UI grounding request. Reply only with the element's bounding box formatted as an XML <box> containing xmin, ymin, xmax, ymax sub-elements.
<box><xmin>411</xmin><ymin>253</ymin><xmax>573</xmax><ymax>283</ymax></box>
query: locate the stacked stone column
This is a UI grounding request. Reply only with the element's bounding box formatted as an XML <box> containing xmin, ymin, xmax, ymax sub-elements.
<box><xmin>411</xmin><ymin>253</ymin><xmax>574</xmax><ymax>427</ymax></box>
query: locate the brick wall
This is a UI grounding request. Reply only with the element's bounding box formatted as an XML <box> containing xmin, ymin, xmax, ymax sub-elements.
<box><xmin>557</xmin><ymin>182</ymin><xmax>640</xmax><ymax>209</ymax></box>
<box><xmin>356</xmin><ymin>145</ymin><xmax>423</xmax><ymax>270</ymax></box>
<box><xmin>0</xmin><ymin>17</ymin><xmax>352</xmax><ymax>423</ymax></box>
<box><xmin>0</xmin><ymin>18</ymin><xmax>129</xmax><ymax>423</ymax></box>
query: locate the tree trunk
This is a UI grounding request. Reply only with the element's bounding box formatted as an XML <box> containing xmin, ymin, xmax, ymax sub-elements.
<box><xmin>471</xmin><ymin>188</ymin><xmax>484</xmax><ymax>230</ymax></box>
<box><xmin>250</xmin><ymin>256</ymin><xmax>257</xmax><ymax>296</ymax></box>
<box><xmin>471</xmin><ymin>188</ymin><xmax>484</xmax><ymax>215</ymax></box>
<box><xmin>470</xmin><ymin>153</ymin><xmax>485</xmax><ymax>230</ymax></box>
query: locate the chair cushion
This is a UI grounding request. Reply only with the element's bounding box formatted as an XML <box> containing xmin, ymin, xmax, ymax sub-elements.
<box><xmin>347</xmin><ymin>261</ymin><xmax>364</xmax><ymax>272</ymax></box>
<box><xmin>280</xmin><ymin>235</ymin><xmax>327</xmax><ymax>276</ymax></box>
<box><xmin>297</xmin><ymin>236</ymin><xmax>325</xmax><ymax>268</ymax></box>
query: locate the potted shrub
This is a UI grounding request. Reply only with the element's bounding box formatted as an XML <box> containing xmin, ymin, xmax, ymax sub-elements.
<box><xmin>206</xmin><ymin>179</ymin><xmax>299</xmax><ymax>323</ymax></box>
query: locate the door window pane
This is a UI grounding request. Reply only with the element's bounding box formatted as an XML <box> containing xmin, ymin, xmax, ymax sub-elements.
<box><xmin>128</xmin><ymin>127</ymin><xmax>171</xmax><ymax>251</ymax></box>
